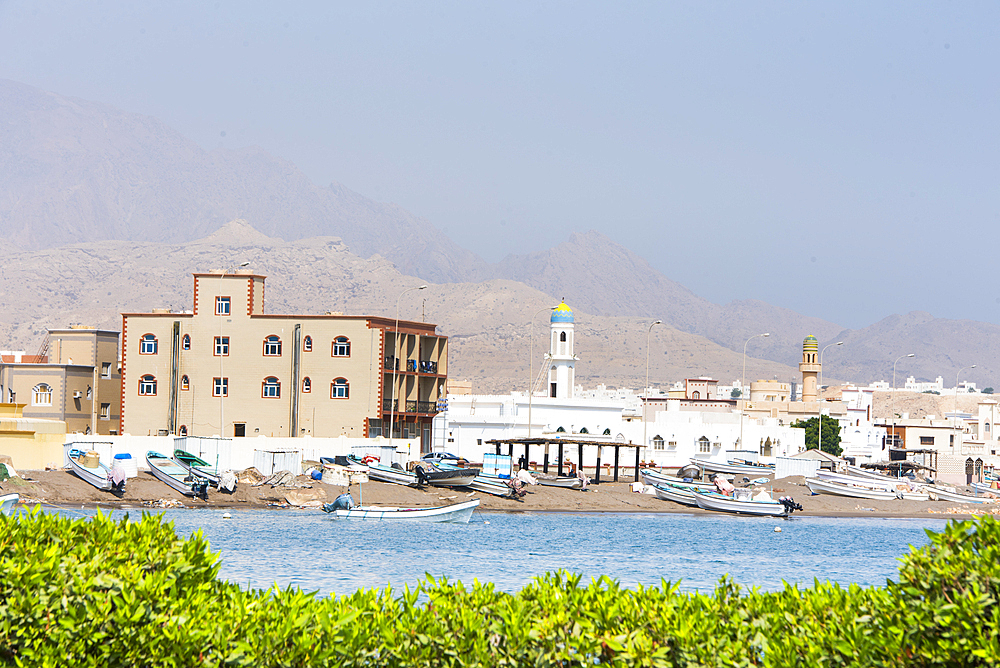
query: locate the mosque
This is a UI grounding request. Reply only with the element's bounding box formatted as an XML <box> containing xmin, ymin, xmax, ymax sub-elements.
<box><xmin>434</xmin><ymin>303</ymin><xmax>884</xmax><ymax>467</ymax></box>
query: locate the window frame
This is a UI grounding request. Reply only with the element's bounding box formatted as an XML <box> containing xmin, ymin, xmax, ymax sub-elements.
<box><xmin>262</xmin><ymin>376</ymin><xmax>281</xmax><ymax>398</ymax></box>
<box><xmin>332</xmin><ymin>336</ymin><xmax>351</xmax><ymax>357</ymax></box>
<box><xmin>302</xmin><ymin>377</ymin><xmax>311</xmax><ymax>393</ymax></box>
<box><xmin>101</xmin><ymin>362</ymin><xmax>112</xmax><ymax>378</ymax></box>
<box><xmin>215</xmin><ymin>296</ymin><xmax>231</xmax><ymax>316</ymax></box>
<box><xmin>331</xmin><ymin>377</ymin><xmax>349</xmax><ymax>399</ymax></box>
<box><xmin>303</xmin><ymin>335</ymin><xmax>313</xmax><ymax>352</ymax></box>
<box><xmin>99</xmin><ymin>403</ymin><xmax>110</xmax><ymax>419</ymax></box>
<box><xmin>32</xmin><ymin>383</ymin><xmax>53</xmax><ymax>406</ymax></box>
<box><xmin>698</xmin><ymin>436</ymin><xmax>711</xmax><ymax>453</ymax></box>
<box><xmin>139</xmin><ymin>375</ymin><xmax>157</xmax><ymax>396</ymax></box>
<box><xmin>181</xmin><ymin>375</ymin><xmax>190</xmax><ymax>391</ymax></box>
<box><xmin>214</xmin><ymin>336</ymin><xmax>229</xmax><ymax>357</ymax></box>
<box><xmin>263</xmin><ymin>335</ymin><xmax>282</xmax><ymax>357</ymax></box>
<box><xmin>139</xmin><ymin>334</ymin><xmax>158</xmax><ymax>355</ymax></box>
<box><xmin>213</xmin><ymin>377</ymin><xmax>229</xmax><ymax>397</ymax></box>
<box><xmin>182</xmin><ymin>334</ymin><xmax>191</xmax><ymax>351</ymax></box>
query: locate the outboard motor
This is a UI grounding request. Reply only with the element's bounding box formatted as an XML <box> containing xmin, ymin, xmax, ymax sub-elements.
<box><xmin>322</xmin><ymin>492</ymin><xmax>355</xmax><ymax>514</ymax></box>
<box><xmin>414</xmin><ymin>465</ymin><xmax>429</xmax><ymax>486</ymax></box>
<box><xmin>778</xmin><ymin>496</ymin><xmax>803</xmax><ymax>514</ymax></box>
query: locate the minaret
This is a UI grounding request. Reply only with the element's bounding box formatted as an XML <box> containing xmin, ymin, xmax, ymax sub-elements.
<box><xmin>799</xmin><ymin>335</ymin><xmax>820</xmax><ymax>403</ymax></box>
<box><xmin>546</xmin><ymin>302</ymin><xmax>578</xmax><ymax>399</ymax></box>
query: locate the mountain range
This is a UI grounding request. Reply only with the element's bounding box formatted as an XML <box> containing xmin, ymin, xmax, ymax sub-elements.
<box><xmin>1</xmin><ymin>78</ymin><xmax>996</xmax><ymax>390</ymax></box>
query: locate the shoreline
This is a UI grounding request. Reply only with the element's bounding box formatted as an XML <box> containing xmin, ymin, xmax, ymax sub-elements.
<box><xmin>2</xmin><ymin>469</ymin><xmax>995</xmax><ymax>520</ymax></box>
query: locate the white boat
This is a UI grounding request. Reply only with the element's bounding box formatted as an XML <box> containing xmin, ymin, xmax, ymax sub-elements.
<box><xmin>535</xmin><ymin>475</ymin><xmax>584</xmax><ymax>489</ymax></box>
<box><xmin>146</xmin><ymin>451</ymin><xmax>209</xmax><ymax>498</ymax></box>
<box><xmin>324</xmin><ymin>498</ymin><xmax>481</xmax><ymax>523</ymax></box>
<box><xmin>689</xmin><ymin>458</ymin><xmax>775</xmax><ymax>477</ymax></box>
<box><xmin>0</xmin><ymin>493</ymin><xmax>17</xmax><ymax>516</ymax></box>
<box><xmin>351</xmin><ymin>457</ymin><xmax>419</xmax><ymax>487</ymax></box>
<box><xmin>67</xmin><ymin>449</ymin><xmax>124</xmax><ymax>494</ymax></box>
<box><xmin>653</xmin><ymin>483</ymin><xmax>698</xmax><ymax>507</ymax></box>
<box><xmin>640</xmin><ymin>468</ymin><xmax>715</xmax><ymax>490</ymax></box>
<box><xmin>816</xmin><ymin>471</ymin><xmax>900</xmax><ymax>492</ymax></box>
<box><xmin>413</xmin><ymin>464</ymin><xmax>480</xmax><ymax>488</ymax></box>
<box><xmin>928</xmin><ymin>486</ymin><xmax>995</xmax><ymax>504</ymax></box>
<box><xmin>437</xmin><ymin>462</ymin><xmax>524</xmax><ymax>497</ymax></box>
<box><xmin>692</xmin><ymin>489</ymin><xmax>797</xmax><ymax>517</ymax></box>
<box><xmin>805</xmin><ymin>477</ymin><xmax>898</xmax><ymax>500</ymax></box>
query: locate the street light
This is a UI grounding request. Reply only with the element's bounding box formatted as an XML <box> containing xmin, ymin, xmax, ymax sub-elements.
<box><xmin>889</xmin><ymin>353</ymin><xmax>915</xmax><ymax>450</ymax></box>
<box><xmin>388</xmin><ymin>285</ymin><xmax>427</xmax><ymax>445</ymax></box>
<box><xmin>642</xmin><ymin>320</ymin><xmax>663</xmax><ymax>452</ymax></box>
<box><xmin>954</xmin><ymin>364</ymin><xmax>977</xmax><ymax>451</ymax></box>
<box><xmin>739</xmin><ymin>333</ymin><xmax>769</xmax><ymax>452</ymax></box>
<box><xmin>817</xmin><ymin>341</ymin><xmax>844</xmax><ymax>452</ymax></box>
<box><xmin>219</xmin><ymin>262</ymin><xmax>249</xmax><ymax>438</ymax></box>
<box><xmin>527</xmin><ymin>306</ymin><xmax>557</xmax><ymax>438</ymax></box>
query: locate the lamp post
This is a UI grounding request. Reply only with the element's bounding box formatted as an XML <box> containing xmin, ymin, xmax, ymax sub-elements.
<box><xmin>739</xmin><ymin>333</ymin><xmax>769</xmax><ymax>452</ymax></box>
<box><xmin>219</xmin><ymin>262</ymin><xmax>249</xmax><ymax>438</ymax></box>
<box><xmin>954</xmin><ymin>364</ymin><xmax>977</xmax><ymax>452</ymax></box>
<box><xmin>816</xmin><ymin>341</ymin><xmax>844</xmax><ymax>453</ymax></box>
<box><xmin>642</xmin><ymin>320</ymin><xmax>663</xmax><ymax>452</ymax></box>
<box><xmin>527</xmin><ymin>306</ymin><xmax>557</xmax><ymax>438</ymax></box>
<box><xmin>388</xmin><ymin>285</ymin><xmax>427</xmax><ymax>445</ymax></box>
<box><xmin>889</xmin><ymin>353</ymin><xmax>915</xmax><ymax>450</ymax></box>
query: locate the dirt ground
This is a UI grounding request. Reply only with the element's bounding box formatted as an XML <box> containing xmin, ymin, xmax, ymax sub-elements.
<box><xmin>1</xmin><ymin>469</ymin><xmax>995</xmax><ymax>519</ymax></box>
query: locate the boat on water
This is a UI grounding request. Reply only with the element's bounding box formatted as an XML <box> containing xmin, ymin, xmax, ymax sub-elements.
<box><xmin>692</xmin><ymin>488</ymin><xmax>800</xmax><ymax>517</ymax></box>
<box><xmin>689</xmin><ymin>458</ymin><xmax>775</xmax><ymax>477</ymax></box>
<box><xmin>347</xmin><ymin>456</ymin><xmax>419</xmax><ymax>487</ymax></box>
<box><xmin>804</xmin><ymin>477</ymin><xmax>898</xmax><ymax>500</ymax></box>
<box><xmin>640</xmin><ymin>468</ymin><xmax>715</xmax><ymax>490</ymax></box>
<box><xmin>146</xmin><ymin>451</ymin><xmax>209</xmax><ymax>498</ymax></box>
<box><xmin>0</xmin><ymin>493</ymin><xmax>17</xmax><ymax>516</ymax></box>
<box><xmin>322</xmin><ymin>497</ymin><xmax>480</xmax><ymax>523</ymax></box>
<box><xmin>652</xmin><ymin>483</ymin><xmax>698</xmax><ymax>507</ymax></box>
<box><xmin>413</xmin><ymin>463</ymin><xmax>480</xmax><ymax>488</ymax></box>
<box><xmin>67</xmin><ymin>449</ymin><xmax>125</xmax><ymax>494</ymax></box>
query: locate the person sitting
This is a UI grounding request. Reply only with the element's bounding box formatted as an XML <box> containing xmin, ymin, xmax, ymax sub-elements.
<box><xmin>565</xmin><ymin>459</ymin><xmax>577</xmax><ymax>477</ymax></box>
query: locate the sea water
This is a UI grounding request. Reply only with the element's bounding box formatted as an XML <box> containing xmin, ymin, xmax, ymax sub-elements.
<box><xmin>66</xmin><ymin>507</ymin><xmax>949</xmax><ymax>596</ymax></box>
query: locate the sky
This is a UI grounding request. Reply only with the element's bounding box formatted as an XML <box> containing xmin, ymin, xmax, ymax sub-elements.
<box><xmin>1</xmin><ymin>1</ymin><xmax>998</xmax><ymax>329</ymax></box>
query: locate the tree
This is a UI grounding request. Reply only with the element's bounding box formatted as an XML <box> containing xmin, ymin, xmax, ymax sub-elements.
<box><xmin>791</xmin><ymin>415</ymin><xmax>842</xmax><ymax>457</ymax></box>
<box><xmin>985</xmin><ymin>387</ymin><xmax>994</xmax><ymax>395</ymax></box>
<box><xmin>731</xmin><ymin>388</ymin><xmax>742</xmax><ymax>398</ymax></box>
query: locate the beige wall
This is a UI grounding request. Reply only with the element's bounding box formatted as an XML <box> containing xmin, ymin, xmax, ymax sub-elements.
<box><xmin>0</xmin><ymin>403</ymin><xmax>67</xmax><ymax>470</ymax></box>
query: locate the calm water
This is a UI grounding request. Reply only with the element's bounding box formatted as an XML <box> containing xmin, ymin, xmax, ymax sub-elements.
<box><xmin>57</xmin><ymin>507</ymin><xmax>948</xmax><ymax>596</ymax></box>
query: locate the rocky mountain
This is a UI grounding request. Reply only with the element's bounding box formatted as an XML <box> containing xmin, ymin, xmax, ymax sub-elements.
<box><xmin>0</xmin><ymin>79</ymin><xmax>479</xmax><ymax>283</ymax></box>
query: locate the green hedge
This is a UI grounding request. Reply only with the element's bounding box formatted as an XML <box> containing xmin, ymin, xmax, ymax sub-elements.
<box><xmin>1</xmin><ymin>507</ymin><xmax>998</xmax><ymax>666</ymax></box>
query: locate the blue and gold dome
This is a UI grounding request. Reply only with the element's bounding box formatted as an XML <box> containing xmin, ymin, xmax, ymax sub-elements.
<box><xmin>551</xmin><ymin>302</ymin><xmax>574</xmax><ymax>323</ymax></box>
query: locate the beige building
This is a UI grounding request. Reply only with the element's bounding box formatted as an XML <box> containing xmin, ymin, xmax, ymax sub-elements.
<box><xmin>0</xmin><ymin>403</ymin><xmax>67</xmax><ymax>470</ymax></box>
<box><xmin>0</xmin><ymin>327</ymin><xmax>121</xmax><ymax>435</ymax></box>
<box><xmin>121</xmin><ymin>272</ymin><xmax>448</xmax><ymax>451</ymax></box>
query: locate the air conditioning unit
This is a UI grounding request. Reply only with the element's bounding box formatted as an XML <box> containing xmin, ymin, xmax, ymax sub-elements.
<box><xmin>73</xmin><ymin>391</ymin><xmax>82</xmax><ymax>398</ymax></box>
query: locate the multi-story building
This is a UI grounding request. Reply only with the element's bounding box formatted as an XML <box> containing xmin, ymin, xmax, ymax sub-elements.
<box><xmin>121</xmin><ymin>271</ymin><xmax>447</xmax><ymax>450</ymax></box>
<box><xmin>0</xmin><ymin>327</ymin><xmax>121</xmax><ymax>435</ymax></box>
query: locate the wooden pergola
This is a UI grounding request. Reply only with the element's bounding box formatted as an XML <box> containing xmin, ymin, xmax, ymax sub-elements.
<box><xmin>484</xmin><ymin>437</ymin><xmax>643</xmax><ymax>483</ymax></box>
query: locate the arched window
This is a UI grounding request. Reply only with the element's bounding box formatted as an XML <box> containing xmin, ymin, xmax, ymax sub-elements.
<box><xmin>263</xmin><ymin>336</ymin><xmax>282</xmax><ymax>357</ymax></box>
<box><xmin>262</xmin><ymin>377</ymin><xmax>280</xmax><ymax>398</ymax></box>
<box><xmin>698</xmin><ymin>436</ymin><xmax>711</xmax><ymax>453</ymax></box>
<box><xmin>139</xmin><ymin>375</ymin><xmax>157</xmax><ymax>396</ymax></box>
<box><xmin>987</xmin><ymin>422</ymin><xmax>991</xmax><ymax>433</ymax></box>
<box><xmin>182</xmin><ymin>334</ymin><xmax>190</xmax><ymax>351</ymax></box>
<box><xmin>652</xmin><ymin>435</ymin><xmax>664</xmax><ymax>450</ymax></box>
<box><xmin>556</xmin><ymin>426</ymin><xmax>566</xmax><ymax>432</ymax></box>
<box><xmin>179</xmin><ymin>425</ymin><xmax>188</xmax><ymax>436</ymax></box>
<box><xmin>331</xmin><ymin>378</ymin><xmax>349</xmax><ymax>399</ymax></box>
<box><xmin>560</xmin><ymin>331</ymin><xmax>567</xmax><ymax>342</ymax></box>
<box><xmin>140</xmin><ymin>334</ymin><xmax>158</xmax><ymax>355</ymax></box>
<box><xmin>32</xmin><ymin>383</ymin><xmax>52</xmax><ymax>406</ymax></box>
<box><xmin>303</xmin><ymin>335</ymin><xmax>313</xmax><ymax>352</ymax></box>
<box><xmin>302</xmin><ymin>377</ymin><xmax>312</xmax><ymax>393</ymax></box>
<box><xmin>181</xmin><ymin>375</ymin><xmax>190</xmax><ymax>391</ymax></box>
<box><xmin>692</xmin><ymin>390</ymin><xmax>701</xmax><ymax>399</ymax></box>
<box><xmin>332</xmin><ymin>336</ymin><xmax>351</xmax><ymax>357</ymax></box>
<box><xmin>580</xmin><ymin>427</ymin><xmax>589</xmax><ymax>434</ymax></box>
<box><xmin>603</xmin><ymin>428</ymin><xmax>611</xmax><ymax>435</ymax></box>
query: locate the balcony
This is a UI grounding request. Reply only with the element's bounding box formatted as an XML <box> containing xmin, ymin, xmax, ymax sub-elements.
<box><xmin>405</xmin><ymin>400</ymin><xmax>439</xmax><ymax>414</ymax></box>
<box><xmin>420</xmin><ymin>360</ymin><xmax>438</xmax><ymax>374</ymax></box>
<box><xmin>383</xmin><ymin>356</ymin><xmax>398</xmax><ymax>371</ymax></box>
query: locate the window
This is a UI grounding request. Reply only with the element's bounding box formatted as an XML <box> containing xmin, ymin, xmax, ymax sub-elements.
<box><xmin>140</xmin><ymin>334</ymin><xmax>158</xmax><ymax>355</ymax></box>
<box><xmin>181</xmin><ymin>375</ymin><xmax>190</xmax><ymax>391</ymax></box>
<box><xmin>698</xmin><ymin>436</ymin><xmax>711</xmax><ymax>453</ymax></box>
<box><xmin>99</xmin><ymin>403</ymin><xmax>110</xmax><ymax>419</ymax></box>
<box><xmin>215</xmin><ymin>296</ymin><xmax>231</xmax><ymax>315</ymax></box>
<box><xmin>101</xmin><ymin>362</ymin><xmax>112</xmax><ymax>378</ymax></box>
<box><xmin>262</xmin><ymin>377</ymin><xmax>280</xmax><ymax>398</ymax></box>
<box><xmin>332</xmin><ymin>336</ymin><xmax>351</xmax><ymax>357</ymax></box>
<box><xmin>263</xmin><ymin>335</ymin><xmax>282</xmax><ymax>357</ymax></box>
<box><xmin>652</xmin><ymin>435</ymin><xmax>664</xmax><ymax>450</ymax></box>
<box><xmin>668</xmin><ymin>440</ymin><xmax>678</xmax><ymax>449</ymax></box>
<box><xmin>86</xmin><ymin>386</ymin><xmax>92</xmax><ymax>399</ymax></box>
<box><xmin>303</xmin><ymin>335</ymin><xmax>313</xmax><ymax>352</ymax></box>
<box><xmin>32</xmin><ymin>383</ymin><xmax>52</xmax><ymax>406</ymax></box>
<box><xmin>692</xmin><ymin>390</ymin><xmax>701</xmax><ymax>400</ymax></box>
<box><xmin>331</xmin><ymin>378</ymin><xmax>349</xmax><ymax>399</ymax></box>
<box><xmin>182</xmin><ymin>334</ymin><xmax>190</xmax><ymax>350</ymax></box>
<box><xmin>214</xmin><ymin>377</ymin><xmax>228</xmax><ymax>397</ymax></box>
<box><xmin>560</xmin><ymin>332</ymin><xmax>567</xmax><ymax>342</ymax></box>
<box><xmin>139</xmin><ymin>375</ymin><xmax>157</xmax><ymax>396</ymax></box>
<box><xmin>987</xmin><ymin>423</ymin><xmax>991</xmax><ymax>433</ymax></box>
<box><xmin>302</xmin><ymin>377</ymin><xmax>311</xmax><ymax>393</ymax></box>
<box><xmin>214</xmin><ymin>336</ymin><xmax>229</xmax><ymax>356</ymax></box>
<box><xmin>179</xmin><ymin>425</ymin><xmax>188</xmax><ymax>436</ymax></box>
<box><xmin>920</xmin><ymin>436</ymin><xmax>935</xmax><ymax>446</ymax></box>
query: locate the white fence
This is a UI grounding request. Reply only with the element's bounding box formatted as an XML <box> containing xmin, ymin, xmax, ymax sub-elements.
<box><xmin>774</xmin><ymin>456</ymin><xmax>820</xmax><ymax>480</ymax></box>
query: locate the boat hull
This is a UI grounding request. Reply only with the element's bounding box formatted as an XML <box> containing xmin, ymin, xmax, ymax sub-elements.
<box><xmin>0</xmin><ymin>493</ymin><xmax>17</xmax><ymax>516</ymax></box>
<box><xmin>146</xmin><ymin>452</ymin><xmax>208</xmax><ymax>498</ymax></box>
<box><xmin>640</xmin><ymin>469</ymin><xmax>714</xmax><ymax>490</ymax></box>
<box><xmin>173</xmin><ymin>450</ymin><xmax>222</xmax><ymax>486</ymax></box>
<box><xmin>415</xmin><ymin>465</ymin><xmax>480</xmax><ymax>488</ymax></box>
<box><xmin>689</xmin><ymin>458</ymin><xmax>774</xmax><ymax>477</ymax></box>
<box><xmin>653</xmin><ymin>483</ymin><xmax>698</xmax><ymax>507</ymax></box>
<box><xmin>928</xmin><ymin>486</ymin><xmax>995</xmax><ymax>504</ymax></box>
<box><xmin>68</xmin><ymin>454</ymin><xmax>114</xmax><ymax>492</ymax></box>
<box><xmin>536</xmin><ymin>476</ymin><xmax>583</xmax><ymax>489</ymax></box>
<box><xmin>330</xmin><ymin>499</ymin><xmax>480</xmax><ymax>523</ymax></box>
<box><xmin>692</xmin><ymin>490</ymin><xmax>788</xmax><ymax>516</ymax></box>
<box><xmin>805</xmin><ymin>477</ymin><xmax>898</xmax><ymax>500</ymax></box>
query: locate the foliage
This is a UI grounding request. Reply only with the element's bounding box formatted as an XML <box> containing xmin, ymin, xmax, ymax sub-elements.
<box><xmin>923</xmin><ymin>390</ymin><xmax>941</xmax><ymax>395</ymax></box>
<box><xmin>984</xmin><ymin>387</ymin><xmax>994</xmax><ymax>395</ymax></box>
<box><xmin>790</xmin><ymin>415</ymin><xmax>843</xmax><ymax>456</ymax></box>
<box><xmin>731</xmin><ymin>388</ymin><xmax>742</xmax><ymax>398</ymax></box>
<box><xmin>3</xmin><ymin>508</ymin><xmax>1000</xmax><ymax>666</ymax></box>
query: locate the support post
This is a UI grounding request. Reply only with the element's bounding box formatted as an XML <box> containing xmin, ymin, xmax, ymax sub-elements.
<box><xmin>578</xmin><ymin>443</ymin><xmax>584</xmax><ymax>477</ymax></box>
<box><xmin>595</xmin><ymin>446</ymin><xmax>602</xmax><ymax>483</ymax></box>
<box><xmin>557</xmin><ymin>443</ymin><xmax>564</xmax><ymax>476</ymax></box>
<box><xmin>614</xmin><ymin>445</ymin><xmax>620</xmax><ymax>482</ymax></box>
<box><xmin>634</xmin><ymin>445</ymin><xmax>641</xmax><ymax>482</ymax></box>
<box><xmin>524</xmin><ymin>443</ymin><xmax>530</xmax><ymax>470</ymax></box>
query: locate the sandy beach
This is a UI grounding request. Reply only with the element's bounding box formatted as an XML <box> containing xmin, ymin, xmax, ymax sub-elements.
<box><xmin>1</xmin><ymin>468</ymin><xmax>995</xmax><ymax>520</ymax></box>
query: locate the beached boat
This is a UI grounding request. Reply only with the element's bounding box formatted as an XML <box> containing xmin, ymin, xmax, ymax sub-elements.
<box><xmin>805</xmin><ymin>477</ymin><xmax>898</xmax><ymax>500</ymax></box>
<box><xmin>323</xmin><ymin>498</ymin><xmax>480</xmax><ymax>523</ymax></box>
<box><xmin>928</xmin><ymin>485</ymin><xmax>996</xmax><ymax>504</ymax></box>
<box><xmin>689</xmin><ymin>458</ymin><xmax>775</xmax><ymax>477</ymax></box>
<box><xmin>653</xmin><ymin>483</ymin><xmax>698</xmax><ymax>507</ymax></box>
<box><xmin>692</xmin><ymin>488</ymin><xmax>799</xmax><ymax>517</ymax></box>
<box><xmin>435</xmin><ymin>462</ymin><xmax>525</xmax><ymax>497</ymax></box>
<box><xmin>640</xmin><ymin>468</ymin><xmax>715</xmax><ymax>490</ymax></box>
<box><xmin>348</xmin><ymin>456</ymin><xmax>419</xmax><ymax>487</ymax></box>
<box><xmin>146</xmin><ymin>451</ymin><xmax>209</xmax><ymax>498</ymax></box>
<box><xmin>815</xmin><ymin>471</ymin><xmax>901</xmax><ymax>492</ymax></box>
<box><xmin>174</xmin><ymin>449</ymin><xmax>223</xmax><ymax>486</ymax></box>
<box><xmin>535</xmin><ymin>475</ymin><xmax>584</xmax><ymax>489</ymax></box>
<box><xmin>0</xmin><ymin>493</ymin><xmax>17</xmax><ymax>516</ymax></box>
<box><xmin>413</xmin><ymin>463</ymin><xmax>479</xmax><ymax>488</ymax></box>
<box><xmin>68</xmin><ymin>449</ymin><xmax>125</xmax><ymax>494</ymax></box>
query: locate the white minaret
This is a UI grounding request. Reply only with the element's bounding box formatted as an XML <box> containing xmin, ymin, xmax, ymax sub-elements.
<box><xmin>545</xmin><ymin>302</ymin><xmax>578</xmax><ymax>399</ymax></box>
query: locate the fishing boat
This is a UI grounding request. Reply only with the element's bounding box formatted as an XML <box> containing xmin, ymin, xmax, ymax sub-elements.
<box><xmin>652</xmin><ymin>483</ymin><xmax>698</xmax><ymax>507</ymax></box>
<box><xmin>640</xmin><ymin>468</ymin><xmax>715</xmax><ymax>490</ymax></box>
<box><xmin>804</xmin><ymin>477</ymin><xmax>898</xmax><ymax>500</ymax></box>
<box><xmin>348</xmin><ymin>456</ymin><xmax>419</xmax><ymax>487</ymax></box>
<box><xmin>413</xmin><ymin>463</ymin><xmax>479</xmax><ymax>488</ymax></box>
<box><xmin>436</xmin><ymin>462</ymin><xmax>524</xmax><ymax>497</ymax></box>
<box><xmin>535</xmin><ymin>475</ymin><xmax>584</xmax><ymax>489</ymax></box>
<box><xmin>927</xmin><ymin>485</ymin><xmax>996</xmax><ymax>504</ymax></box>
<box><xmin>0</xmin><ymin>493</ymin><xmax>17</xmax><ymax>516</ymax></box>
<box><xmin>323</xmin><ymin>498</ymin><xmax>480</xmax><ymax>523</ymax></box>
<box><xmin>67</xmin><ymin>449</ymin><xmax>125</xmax><ymax>494</ymax></box>
<box><xmin>174</xmin><ymin>449</ymin><xmax>223</xmax><ymax>486</ymax></box>
<box><xmin>146</xmin><ymin>451</ymin><xmax>209</xmax><ymax>498</ymax></box>
<box><xmin>689</xmin><ymin>458</ymin><xmax>775</xmax><ymax>477</ymax></box>
<box><xmin>815</xmin><ymin>471</ymin><xmax>900</xmax><ymax>492</ymax></box>
<box><xmin>692</xmin><ymin>488</ymin><xmax>800</xmax><ymax>517</ymax></box>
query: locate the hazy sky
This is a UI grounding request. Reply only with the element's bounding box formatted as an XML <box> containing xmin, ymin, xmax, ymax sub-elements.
<box><xmin>1</xmin><ymin>2</ymin><xmax>997</xmax><ymax>329</ymax></box>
